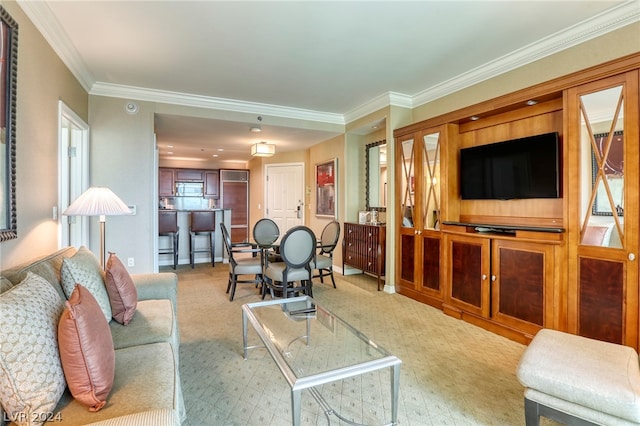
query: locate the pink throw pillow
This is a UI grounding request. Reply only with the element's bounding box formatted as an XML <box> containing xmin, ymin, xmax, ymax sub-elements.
<box><xmin>58</xmin><ymin>284</ymin><xmax>115</xmax><ymax>412</ymax></box>
<box><xmin>105</xmin><ymin>252</ymin><xmax>138</xmax><ymax>325</ymax></box>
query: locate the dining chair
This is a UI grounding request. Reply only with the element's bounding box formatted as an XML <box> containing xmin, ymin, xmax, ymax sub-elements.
<box><xmin>310</xmin><ymin>220</ymin><xmax>340</xmax><ymax>288</ymax></box>
<box><xmin>158</xmin><ymin>210</ymin><xmax>179</xmax><ymax>269</ymax></box>
<box><xmin>253</xmin><ymin>218</ymin><xmax>281</xmax><ymax>265</ymax></box>
<box><xmin>263</xmin><ymin>226</ymin><xmax>316</xmax><ymax>299</ymax></box>
<box><xmin>220</xmin><ymin>222</ymin><xmax>263</xmax><ymax>301</ymax></box>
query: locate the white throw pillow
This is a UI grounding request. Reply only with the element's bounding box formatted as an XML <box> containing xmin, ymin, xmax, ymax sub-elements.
<box><xmin>61</xmin><ymin>246</ymin><xmax>112</xmax><ymax>322</ymax></box>
<box><xmin>0</xmin><ymin>272</ymin><xmax>66</xmax><ymax>426</ymax></box>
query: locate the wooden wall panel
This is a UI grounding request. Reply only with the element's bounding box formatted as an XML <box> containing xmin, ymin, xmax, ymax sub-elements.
<box><xmin>422</xmin><ymin>236</ymin><xmax>440</xmax><ymax>291</ymax></box>
<box><xmin>451</xmin><ymin>241</ymin><xmax>482</xmax><ymax>308</ymax></box>
<box><xmin>498</xmin><ymin>248</ymin><xmax>544</xmax><ymax>326</ymax></box>
<box><xmin>579</xmin><ymin>257</ymin><xmax>624</xmax><ymax>344</ymax></box>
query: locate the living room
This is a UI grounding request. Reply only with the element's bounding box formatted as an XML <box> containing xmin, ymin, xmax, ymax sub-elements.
<box><xmin>1</xmin><ymin>1</ymin><xmax>640</xmax><ymax>425</ymax></box>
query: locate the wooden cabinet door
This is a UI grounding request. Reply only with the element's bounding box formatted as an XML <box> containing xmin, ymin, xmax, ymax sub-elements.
<box><xmin>159</xmin><ymin>168</ymin><xmax>174</xmax><ymax>197</ymax></box>
<box><xmin>446</xmin><ymin>234</ymin><xmax>490</xmax><ymax>317</ymax></box>
<box><xmin>566</xmin><ymin>71</ymin><xmax>639</xmax><ymax>348</ymax></box>
<box><xmin>175</xmin><ymin>169</ymin><xmax>203</xmax><ymax>181</ymax></box>
<box><xmin>395</xmin><ymin>128</ymin><xmax>443</xmax><ymax>305</ymax></box>
<box><xmin>204</xmin><ymin>171</ymin><xmax>219</xmax><ymax>199</ymax></box>
<box><xmin>491</xmin><ymin>239</ymin><xmax>553</xmax><ymax>335</ymax></box>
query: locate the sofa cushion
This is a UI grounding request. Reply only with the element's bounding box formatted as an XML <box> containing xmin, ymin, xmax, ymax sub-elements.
<box><xmin>59</xmin><ymin>284</ymin><xmax>115</xmax><ymax>412</ymax></box>
<box><xmin>61</xmin><ymin>247</ymin><xmax>112</xmax><ymax>322</ymax></box>
<box><xmin>0</xmin><ymin>272</ymin><xmax>66</xmax><ymax>425</ymax></box>
<box><xmin>104</xmin><ymin>253</ymin><xmax>138</xmax><ymax>325</ymax></box>
<box><xmin>109</xmin><ymin>299</ymin><xmax>177</xmax><ymax>357</ymax></box>
<box><xmin>1</xmin><ymin>247</ymin><xmax>77</xmax><ymax>300</ymax></box>
<box><xmin>53</xmin><ymin>342</ymin><xmax>180</xmax><ymax>425</ymax></box>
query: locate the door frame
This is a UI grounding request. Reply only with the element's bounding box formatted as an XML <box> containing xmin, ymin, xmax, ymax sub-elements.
<box><xmin>57</xmin><ymin>101</ymin><xmax>90</xmax><ymax>248</ymax></box>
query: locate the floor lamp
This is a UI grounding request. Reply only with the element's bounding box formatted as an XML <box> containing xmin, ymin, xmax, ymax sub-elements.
<box><xmin>63</xmin><ymin>187</ymin><xmax>131</xmax><ymax>269</ymax></box>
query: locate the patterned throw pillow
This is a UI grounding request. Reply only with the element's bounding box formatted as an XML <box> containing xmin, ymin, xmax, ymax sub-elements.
<box><xmin>104</xmin><ymin>252</ymin><xmax>138</xmax><ymax>325</ymax></box>
<box><xmin>0</xmin><ymin>272</ymin><xmax>66</xmax><ymax>426</ymax></box>
<box><xmin>58</xmin><ymin>284</ymin><xmax>115</xmax><ymax>411</ymax></box>
<box><xmin>61</xmin><ymin>246</ymin><xmax>112</xmax><ymax>322</ymax></box>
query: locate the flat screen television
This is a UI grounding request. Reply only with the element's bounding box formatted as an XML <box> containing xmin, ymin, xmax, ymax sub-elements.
<box><xmin>460</xmin><ymin>132</ymin><xmax>560</xmax><ymax>200</ymax></box>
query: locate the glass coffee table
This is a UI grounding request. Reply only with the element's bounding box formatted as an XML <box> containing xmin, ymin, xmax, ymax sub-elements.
<box><xmin>242</xmin><ymin>296</ymin><xmax>401</xmax><ymax>426</ymax></box>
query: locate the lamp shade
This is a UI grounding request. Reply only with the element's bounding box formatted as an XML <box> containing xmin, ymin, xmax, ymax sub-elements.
<box><xmin>251</xmin><ymin>142</ymin><xmax>275</xmax><ymax>157</ymax></box>
<box><xmin>63</xmin><ymin>187</ymin><xmax>130</xmax><ymax>217</ymax></box>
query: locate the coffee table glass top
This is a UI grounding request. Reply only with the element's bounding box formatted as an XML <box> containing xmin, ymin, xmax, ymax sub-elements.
<box><xmin>243</xmin><ymin>296</ymin><xmax>396</xmax><ymax>380</ymax></box>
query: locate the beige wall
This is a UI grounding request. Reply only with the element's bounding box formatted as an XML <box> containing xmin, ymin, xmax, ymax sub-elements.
<box><xmin>3</xmin><ymin>3</ymin><xmax>638</xmax><ymax>276</ymax></box>
<box><xmin>0</xmin><ymin>1</ymin><xmax>88</xmax><ymax>269</ymax></box>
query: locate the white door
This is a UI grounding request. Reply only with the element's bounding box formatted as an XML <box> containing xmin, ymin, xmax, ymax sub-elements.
<box><xmin>58</xmin><ymin>101</ymin><xmax>89</xmax><ymax>248</ymax></box>
<box><xmin>265</xmin><ymin>163</ymin><xmax>304</xmax><ymax>236</ymax></box>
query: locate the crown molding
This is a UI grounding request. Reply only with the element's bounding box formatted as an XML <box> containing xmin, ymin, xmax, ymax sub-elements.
<box><xmin>19</xmin><ymin>0</ymin><xmax>639</xmax><ymax>125</ymax></box>
<box><xmin>411</xmin><ymin>0</ymin><xmax>640</xmax><ymax>108</ymax></box>
<box><xmin>343</xmin><ymin>92</ymin><xmax>413</xmax><ymax>124</ymax></box>
<box><xmin>91</xmin><ymin>82</ymin><xmax>346</xmax><ymax>125</ymax></box>
<box><xmin>16</xmin><ymin>0</ymin><xmax>94</xmax><ymax>92</ymax></box>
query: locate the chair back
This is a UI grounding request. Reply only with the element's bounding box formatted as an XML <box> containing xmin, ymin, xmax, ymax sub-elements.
<box><xmin>159</xmin><ymin>210</ymin><xmax>178</xmax><ymax>234</ymax></box>
<box><xmin>319</xmin><ymin>221</ymin><xmax>340</xmax><ymax>254</ymax></box>
<box><xmin>253</xmin><ymin>218</ymin><xmax>279</xmax><ymax>246</ymax></box>
<box><xmin>191</xmin><ymin>211</ymin><xmax>216</xmax><ymax>232</ymax></box>
<box><xmin>220</xmin><ymin>222</ymin><xmax>233</xmax><ymax>258</ymax></box>
<box><xmin>280</xmin><ymin>226</ymin><xmax>316</xmax><ymax>269</ymax></box>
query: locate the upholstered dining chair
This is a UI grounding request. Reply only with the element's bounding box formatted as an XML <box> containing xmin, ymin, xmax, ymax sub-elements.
<box><xmin>310</xmin><ymin>220</ymin><xmax>340</xmax><ymax>288</ymax></box>
<box><xmin>263</xmin><ymin>226</ymin><xmax>316</xmax><ymax>299</ymax></box>
<box><xmin>220</xmin><ymin>222</ymin><xmax>263</xmax><ymax>301</ymax></box>
<box><xmin>253</xmin><ymin>218</ymin><xmax>280</xmax><ymax>264</ymax></box>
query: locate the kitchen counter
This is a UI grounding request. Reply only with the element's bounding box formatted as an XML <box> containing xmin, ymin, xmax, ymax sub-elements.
<box><xmin>158</xmin><ymin>209</ymin><xmax>231</xmax><ymax>267</ymax></box>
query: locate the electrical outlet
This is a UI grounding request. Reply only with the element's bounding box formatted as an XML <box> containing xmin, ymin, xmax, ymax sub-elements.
<box><xmin>127</xmin><ymin>257</ymin><xmax>135</xmax><ymax>267</ymax></box>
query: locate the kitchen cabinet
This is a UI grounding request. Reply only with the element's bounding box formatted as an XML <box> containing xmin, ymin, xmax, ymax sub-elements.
<box><xmin>175</xmin><ymin>169</ymin><xmax>203</xmax><ymax>182</ymax></box>
<box><xmin>204</xmin><ymin>170</ymin><xmax>220</xmax><ymax>199</ymax></box>
<box><xmin>442</xmin><ymin>225</ymin><xmax>559</xmax><ymax>337</ymax></box>
<box><xmin>159</xmin><ymin>168</ymin><xmax>175</xmax><ymax>197</ymax></box>
<box><xmin>342</xmin><ymin>222</ymin><xmax>386</xmax><ymax>290</ymax></box>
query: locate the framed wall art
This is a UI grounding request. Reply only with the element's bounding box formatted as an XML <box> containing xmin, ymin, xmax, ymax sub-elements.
<box><xmin>315</xmin><ymin>158</ymin><xmax>337</xmax><ymax>218</ymax></box>
<box><xmin>0</xmin><ymin>6</ymin><xmax>18</xmax><ymax>242</ymax></box>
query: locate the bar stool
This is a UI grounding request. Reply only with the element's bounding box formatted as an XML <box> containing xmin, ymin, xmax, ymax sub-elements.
<box><xmin>190</xmin><ymin>210</ymin><xmax>216</xmax><ymax>268</ymax></box>
<box><xmin>158</xmin><ymin>210</ymin><xmax>179</xmax><ymax>269</ymax></box>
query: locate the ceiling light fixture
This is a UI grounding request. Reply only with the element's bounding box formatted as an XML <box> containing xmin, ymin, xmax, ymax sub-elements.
<box><xmin>470</xmin><ymin>116</ymin><xmax>480</xmax><ymax>121</ymax></box>
<box><xmin>251</xmin><ymin>141</ymin><xmax>275</xmax><ymax>157</ymax></box>
<box><xmin>526</xmin><ymin>99</ymin><xmax>538</xmax><ymax>106</ymax></box>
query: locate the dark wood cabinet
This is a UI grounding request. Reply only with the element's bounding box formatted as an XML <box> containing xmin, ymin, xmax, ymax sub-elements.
<box><xmin>443</xmin><ymin>226</ymin><xmax>557</xmax><ymax>338</ymax></box>
<box><xmin>159</xmin><ymin>168</ymin><xmax>175</xmax><ymax>197</ymax></box>
<box><xmin>204</xmin><ymin>171</ymin><xmax>220</xmax><ymax>199</ymax></box>
<box><xmin>342</xmin><ymin>223</ymin><xmax>386</xmax><ymax>290</ymax></box>
<box><xmin>175</xmin><ymin>169</ymin><xmax>203</xmax><ymax>181</ymax></box>
<box><xmin>220</xmin><ymin>170</ymin><xmax>249</xmax><ymax>243</ymax></box>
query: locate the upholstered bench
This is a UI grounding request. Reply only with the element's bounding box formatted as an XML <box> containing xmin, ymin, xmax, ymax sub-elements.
<box><xmin>516</xmin><ymin>329</ymin><xmax>640</xmax><ymax>425</ymax></box>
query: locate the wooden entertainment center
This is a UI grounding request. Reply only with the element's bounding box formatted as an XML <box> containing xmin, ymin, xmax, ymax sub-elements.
<box><xmin>394</xmin><ymin>53</ymin><xmax>640</xmax><ymax>350</ymax></box>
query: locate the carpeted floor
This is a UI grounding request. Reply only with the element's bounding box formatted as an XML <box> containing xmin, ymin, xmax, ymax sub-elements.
<box><xmin>170</xmin><ymin>262</ymin><xmax>536</xmax><ymax>425</ymax></box>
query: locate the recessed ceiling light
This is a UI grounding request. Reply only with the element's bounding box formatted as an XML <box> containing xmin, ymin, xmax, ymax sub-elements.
<box><xmin>167</xmin><ymin>145</ymin><xmax>174</xmax><ymax>148</ymax></box>
<box><xmin>526</xmin><ymin>99</ymin><xmax>538</xmax><ymax>106</ymax></box>
<box><xmin>212</xmin><ymin>154</ymin><xmax>219</xmax><ymax>157</ymax></box>
<box><xmin>250</xmin><ymin>126</ymin><xmax>262</xmax><ymax>133</ymax></box>
<box><xmin>167</xmin><ymin>151</ymin><xmax>173</xmax><ymax>155</ymax></box>
<box><xmin>218</xmin><ymin>148</ymin><xmax>224</xmax><ymax>152</ymax></box>
<box><xmin>470</xmin><ymin>116</ymin><xmax>480</xmax><ymax>121</ymax></box>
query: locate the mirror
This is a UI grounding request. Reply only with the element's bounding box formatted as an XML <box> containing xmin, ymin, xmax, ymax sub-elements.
<box><xmin>579</xmin><ymin>84</ymin><xmax>624</xmax><ymax>248</ymax></box>
<box><xmin>366</xmin><ymin>140</ymin><xmax>386</xmax><ymax>211</ymax></box>
<box><xmin>0</xmin><ymin>6</ymin><xmax>18</xmax><ymax>242</ymax></box>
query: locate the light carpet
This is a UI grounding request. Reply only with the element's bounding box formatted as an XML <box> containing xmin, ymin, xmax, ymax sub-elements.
<box><xmin>170</xmin><ymin>263</ymin><xmax>550</xmax><ymax>426</ymax></box>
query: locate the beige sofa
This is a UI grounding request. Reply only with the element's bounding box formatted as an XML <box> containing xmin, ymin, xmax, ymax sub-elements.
<box><xmin>0</xmin><ymin>247</ymin><xmax>185</xmax><ymax>426</ymax></box>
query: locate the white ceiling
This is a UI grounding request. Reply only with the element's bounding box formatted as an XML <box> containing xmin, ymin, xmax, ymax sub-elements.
<box><xmin>18</xmin><ymin>1</ymin><xmax>639</xmax><ymax>164</ymax></box>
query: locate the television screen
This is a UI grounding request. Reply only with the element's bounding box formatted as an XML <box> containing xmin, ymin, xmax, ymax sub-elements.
<box><xmin>460</xmin><ymin>132</ymin><xmax>560</xmax><ymax>200</ymax></box>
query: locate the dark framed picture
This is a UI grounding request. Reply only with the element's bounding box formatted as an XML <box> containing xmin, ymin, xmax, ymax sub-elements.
<box><xmin>316</xmin><ymin>158</ymin><xmax>337</xmax><ymax>218</ymax></box>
